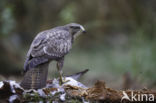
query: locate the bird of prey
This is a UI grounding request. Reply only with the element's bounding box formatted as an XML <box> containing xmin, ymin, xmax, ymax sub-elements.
<box><xmin>20</xmin><ymin>23</ymin><xmax>86</xmax><ymax>89</ymax></box>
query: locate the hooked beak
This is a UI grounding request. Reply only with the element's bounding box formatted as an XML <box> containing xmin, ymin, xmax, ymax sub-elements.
<box><xmin>80</xmin><ymin>25</ymin><xmax>86</xmax><ymax>33</ymax></box>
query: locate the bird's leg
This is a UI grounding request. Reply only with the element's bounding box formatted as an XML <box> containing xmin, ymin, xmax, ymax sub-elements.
<box><xmin>57</xmin><ymin>58</ymin><xmax>65</xmax><ymax>85</ymax></box>
<box><xmin>57</xmin><ymin>63</ymin><xmax>63</xmax><ymax>85</ymax></box>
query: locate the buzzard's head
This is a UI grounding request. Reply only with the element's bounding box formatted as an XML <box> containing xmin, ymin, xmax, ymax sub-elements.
<box><xmin>65</xmin><ymin>23</ymin><xmax>86</xmax><ymax>39</ymax></box>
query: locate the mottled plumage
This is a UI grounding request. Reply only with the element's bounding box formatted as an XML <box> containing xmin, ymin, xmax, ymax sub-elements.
<box><xmin>24</xmin><ymin>29</ymin><xmax>72</xmax><ymax>71</ymax></box>
<box><xmin>21</xmin><ymin>23</ymin><xmax>85</xmax><ymax>89</ymax></box>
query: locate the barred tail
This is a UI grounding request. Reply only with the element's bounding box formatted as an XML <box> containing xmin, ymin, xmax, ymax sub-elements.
<box><xmin>20</xmin><ymin>62</ymin><xmax>49</xmax><ymax>89</ymax></box>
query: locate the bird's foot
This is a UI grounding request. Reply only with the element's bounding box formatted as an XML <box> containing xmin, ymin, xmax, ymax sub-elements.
<box><xmin>59</xmin><ymin>77</ymin><xmax>70</xmax><ymax>85</ymax></box>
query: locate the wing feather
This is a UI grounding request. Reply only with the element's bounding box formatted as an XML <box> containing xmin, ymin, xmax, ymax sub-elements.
<box><xmin>44</xmin><ymin>30</ymin><xmax>72</xmax><ymax>57</ymax></box>
<box><xmin>24</xmin><ymin>28</ymin><xmax>72</xmax><ymax>70</ymax></box>
<box><xmin>29</xmin><ymin>29</ymin><xmax>72</xmax><ymax>58</ymax></box>
<box><xmin>26</xmin><ymin>31</ymin><xmax>47</xmax><ymax>58</ymax></box>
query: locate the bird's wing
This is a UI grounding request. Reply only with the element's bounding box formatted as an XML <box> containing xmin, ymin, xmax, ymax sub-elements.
<box><xmin>24</xmin><ymin>31</ymin><xmax>48</xmax><ymax>71</ymax></box>
<box><xmin>66</xmin><ymin>69</ymin><xmax>89</xmax><ymax>80</ymax></box>
<box><xmin>43</xmin><ymin>30</ymin><xmax>72</xmax><ymax>58</ymax></box>
<box><xmin>27</xmin><ymin>31</ymin><xmax>48</xmax><ymax>58</ymax></box>
<box><xmin>24</xmin><ymin>29</ymin><xmax>71</xmax><ymax>71</ymax></box>
<box><xmin>29</xmin><ymin>29</ymin><xmax>72</xmax><ymax>58</ymax></box>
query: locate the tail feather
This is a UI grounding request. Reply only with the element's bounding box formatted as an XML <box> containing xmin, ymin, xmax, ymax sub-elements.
<box><xmin>21</xmin><ymin>62</ymin><xmax>49</xmax><ymax>89</ymax></box>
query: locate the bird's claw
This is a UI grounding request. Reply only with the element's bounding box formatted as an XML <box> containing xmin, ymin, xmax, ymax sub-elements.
<box><xmin>59</xmin><ymin>77</ymin><xmax>70</xmax><ymax>85</ymax></box>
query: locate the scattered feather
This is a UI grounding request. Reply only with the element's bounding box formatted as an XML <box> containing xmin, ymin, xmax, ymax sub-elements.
<box><xmin>60</xmin><ymin>93</ymin><xmax>66</xmax><ymax>101</ymax></box>
<box><xmin>0</xmin><ymin>81</ymin><xmax>4</xmax><ymax>88</ymax></box>
<box><xmin>9</xmin><ymin>95</ymin><xmax>18</xmax><ymax>103</ymax></box>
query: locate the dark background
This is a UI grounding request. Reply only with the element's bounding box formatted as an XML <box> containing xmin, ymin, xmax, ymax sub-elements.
<box><xmin>0</xmin><ymin>0</ymin><xmax>156</xmax><ymax>89</ymax></box>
